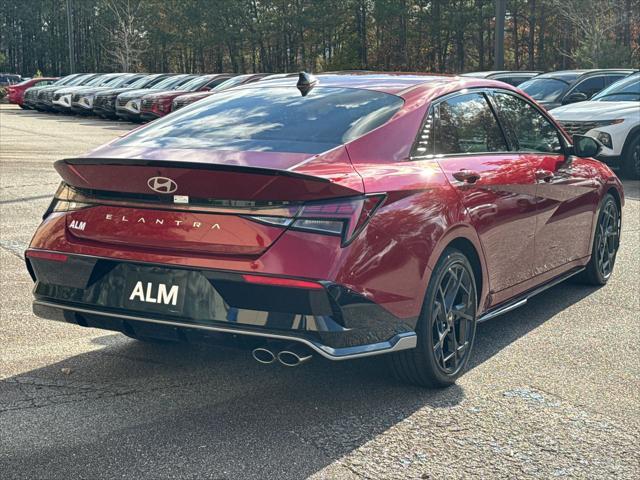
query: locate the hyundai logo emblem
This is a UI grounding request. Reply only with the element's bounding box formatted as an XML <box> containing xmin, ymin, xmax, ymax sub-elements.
<box><xmin>147</xmin><ymin>176</ymin><xmax>178</xmax><ymax>194</ymax></box>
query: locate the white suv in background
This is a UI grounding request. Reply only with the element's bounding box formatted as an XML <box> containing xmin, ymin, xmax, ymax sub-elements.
<box><xmin>550</xmin><ymin>72</ymin><xmax>640</xmax><ymax>178</ymax></box>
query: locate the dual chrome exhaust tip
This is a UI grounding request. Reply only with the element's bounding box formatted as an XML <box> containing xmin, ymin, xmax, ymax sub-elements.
<box><xmin>251</xmin><ymin>342</ymin><xmax>313</xmax><ymax>367</ymax></box>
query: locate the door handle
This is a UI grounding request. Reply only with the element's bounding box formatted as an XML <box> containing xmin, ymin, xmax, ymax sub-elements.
<box><xmin>452</xmin><ymin>169</ymin><xmax>481</xmax><ymax>184</ymax></box>
<box><xmin>535</xmin><ymin>169</ymin><xmax>554</xmax><ymax>182</ymax></box>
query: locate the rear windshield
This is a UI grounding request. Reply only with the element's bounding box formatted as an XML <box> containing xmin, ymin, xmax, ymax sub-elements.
<box><xmin>114</xmin><ymin>86</ymin><xmax>404</xmax><ymax>154</ymax></box>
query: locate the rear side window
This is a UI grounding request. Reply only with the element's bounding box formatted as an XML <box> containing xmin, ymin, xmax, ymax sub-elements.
<box><xmin>492</xmin><ymin>92</ymin><xmax>562</xmax><ymax>153</ymax></box>
<box><xmin>571</xmin><ymin>76</ymin><xmax>605</xmax><ymax>98</ymax></box>
<box><xmin>433</xmin><ymin>93</ymin><xmax>508</xmax><ymax>155</ymax></box>
<box><xmin>114</xmin><ymin>86</ymin><xmax>404</xmax><ymax>154</ymax></box>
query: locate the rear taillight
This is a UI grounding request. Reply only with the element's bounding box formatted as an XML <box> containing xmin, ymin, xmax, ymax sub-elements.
<box><xmin>248</xmin><ymin>194</ymin><xmax>385</xmax><ymax>246</ymax></box>
<box><xmin>44</xmin><ymin>183</ymin><xmax>92</xmax><ymax>218</ymax></box>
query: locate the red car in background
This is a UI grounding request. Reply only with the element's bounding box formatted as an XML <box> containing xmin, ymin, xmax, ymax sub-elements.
<box><xmin>7</xmin><ymin>77</ymin><xmax>58</xmax><ymax>108</ymax></box>
<box><xmin>139</xmin><ymin>73</ymin><xmax>234</xmax><ymax>121</ymax></box>
<box><xmin>171</xmin><ymin>73</ymin><xmax>271</xmax><ymax>111</ymax></box>
<box><xmin>26</xmin><ymin>73</ymin><xmax>623</xmax><ymax>387</ymax></box>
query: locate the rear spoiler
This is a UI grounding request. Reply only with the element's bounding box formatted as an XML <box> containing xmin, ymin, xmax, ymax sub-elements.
<box><xmin>53</xmin><ymin>157</ymin><xmax>364</xmax><ymax>202</ymax></box>
<box><xmin>56</xmin><ymin>157</ymin><xmax>331</xmax><ymax>183</ymax></box>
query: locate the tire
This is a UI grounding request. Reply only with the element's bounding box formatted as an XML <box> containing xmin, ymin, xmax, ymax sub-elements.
<box><xmin>390</xmin><ymin>248</ymin><xmax>478</xmax><ymax>388</ymax></box>
<box><xmin>579</xmin><ymin>193</ymin><xmax>621</xmax><ymax>285</ymax></box>
<box><xmin>621</xmin><ymin>135</ymin><xmax>640</xmax><ymax>180</ymax></box>
<box><xmin>20</xmin><ymin>104</ymin><xmax>30</xmax><ymax>110</ymax></box>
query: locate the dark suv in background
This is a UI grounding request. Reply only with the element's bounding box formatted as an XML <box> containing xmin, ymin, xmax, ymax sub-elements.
<box><xmin>461</xmin><ymin>70</ymin><xmax>541</xmax><ymax>86</ymax></box>
<box><xmin>519</xmin><ymin>69</ymin><xmax>636</xmax><ymax>110</ymax></box>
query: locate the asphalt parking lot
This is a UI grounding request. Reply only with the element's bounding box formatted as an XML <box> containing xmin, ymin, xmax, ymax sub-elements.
<box><xmin>0</xmin><ymin>103</ymin><xmax>638</xmax><ymax>479</ymax></box>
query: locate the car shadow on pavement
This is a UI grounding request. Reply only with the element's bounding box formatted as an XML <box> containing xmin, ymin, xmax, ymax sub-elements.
<box><xmin>0</xmin><ymin>277</ymin><xmax>600</xmax><ymax>479</ymax></box>
<box><xmin>471</xmin><ymin>279</ymin><xmax>599</xmax><ymax>369</ymax></box>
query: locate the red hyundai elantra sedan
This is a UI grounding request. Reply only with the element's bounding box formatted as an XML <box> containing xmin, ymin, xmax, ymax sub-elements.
<box><xmin>26</xmin><ymin>72</ymin><xmax>623</xmax><ymax>387</ymax></box>
<box><xmin>7</xmin><ymin>77</ymin><xmax>58</xmax><ymax>107</ymax></box>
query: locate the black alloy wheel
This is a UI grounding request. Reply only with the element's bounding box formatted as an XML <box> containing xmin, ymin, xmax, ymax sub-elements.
<box><xmin>390</xmin><ymin>248</ymin><xmax>477</xmax><ymax>388</ymax></box>
<box><xmin>431</xmin><ymin>262</ymin><xmax>476</xmax><ymax>375</ymax></box>
<box><xmin>581</xmin><ymin>193</ymin><xmax>620</xmax><ymax>285</ymax></box>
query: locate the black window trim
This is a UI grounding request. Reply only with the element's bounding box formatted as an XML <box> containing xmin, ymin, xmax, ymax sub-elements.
<box><xmin>486</xmin><ymin>88</ymin><xmax>569</xmax><ymax>156</ymax></box>
<box><xmin>409</xmin><ymin>87</ymin><xmax>569</xmax><ymax>160</ymax></box>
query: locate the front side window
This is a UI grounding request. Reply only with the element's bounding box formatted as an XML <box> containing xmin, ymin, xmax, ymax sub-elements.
<box><xmin>114</xmin><ymin>86</ymin><xmax>404</xmax><ymax>154</ymax></box>
<box><xmin>493</xmin><ymin>92</ymin><xmax>562</xmax><ymax>154</ymax></box>
<box><xmin>434</xmin><ymin>93</ymin><xmax>508</xmax><ymax>155</ymax></box>
<box><xmin>571</xmin><ymin>76</ymin><xmax>605</xmax><ymax>98</ymax></box>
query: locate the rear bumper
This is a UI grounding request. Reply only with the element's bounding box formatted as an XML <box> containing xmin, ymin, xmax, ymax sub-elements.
<box><xmin>33</xmin><ymin>300</ymin><xmax>416</xmax><ymax>360</ymax></box>
<box><xmin>27</xmin><ymin>253</ymin><xmax>418</xmax><ymax>360</ymax></box>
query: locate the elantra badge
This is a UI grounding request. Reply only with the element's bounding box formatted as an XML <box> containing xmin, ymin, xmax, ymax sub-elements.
<box><xmin>147</xmin><ymin>176</ymin><xmax>178</xmax><ymax>194</ymax></box>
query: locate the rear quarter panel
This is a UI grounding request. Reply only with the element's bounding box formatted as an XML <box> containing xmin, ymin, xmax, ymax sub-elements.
<box><xmin>344</xmin><ymin>103</ymin><xmax>491</xmax><ymax>316</ymax></box>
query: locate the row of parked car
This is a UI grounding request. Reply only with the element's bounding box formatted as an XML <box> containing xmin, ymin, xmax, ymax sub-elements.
<box><xmin>5</xmin><ymin>68</ymin><xmax>640</xmax><ymax>177</ymax></box>
<box><xmin>7</xmin><ymin>72</ymin><xmax>290</xmax><ymax>121</ymax></box>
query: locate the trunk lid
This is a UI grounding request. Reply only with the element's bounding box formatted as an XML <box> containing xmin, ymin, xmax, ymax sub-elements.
<box><xmin>55</xmin><ymin>147</ymin><xmax>364</xmax><ymax>256</ymax></box>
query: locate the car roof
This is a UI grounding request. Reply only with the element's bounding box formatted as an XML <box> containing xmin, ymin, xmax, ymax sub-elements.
<box><xmin>241</xmin><ymin>72</ymin><xmax>448</xmax><ymax>93</ymax></box>
<box><xmin>536</xmin><ymin>69</ymin><xmax>636</xmax><ymax>82</ymax></box>
<box><xmin>236</xmin><ymin>72</ymin><xmax>517</xmax><ymax>98</ymax></box>
<box><xmin>462</xmin><ymin>71</ymin><xmax>540</xmax><ymax>78</ymax></box>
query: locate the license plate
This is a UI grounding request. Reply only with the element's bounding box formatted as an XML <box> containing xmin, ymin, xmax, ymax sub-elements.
<box><xmin>123</xmin><ymin>272</ymin><xmax>186</xmax><ymax>315</ymax></box>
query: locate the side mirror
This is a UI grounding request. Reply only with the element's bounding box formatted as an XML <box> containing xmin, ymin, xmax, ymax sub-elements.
<box><xmin>199</xmin><ymin>86</ymin><xmax>211</xmax><ymax>92</ymax></box>
<box><xmin>563</xmin><ymin>92</ymin><xmax>588</xmax><ymax>104</ymax></box>
<box><xmin>572</xmin><ymin>135</ymin><xmax>602</xmax><ymax>158</ymax></box>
